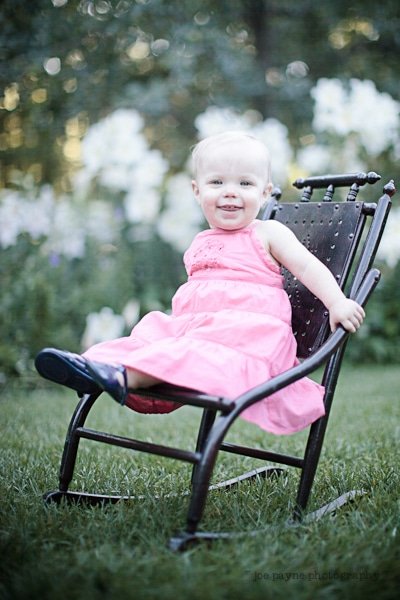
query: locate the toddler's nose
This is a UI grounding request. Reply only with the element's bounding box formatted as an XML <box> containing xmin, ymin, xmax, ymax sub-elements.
<box><xmin>223</xmin><ymin>184</ymin><xmax>238</xmax><ymax>197</ymax></box>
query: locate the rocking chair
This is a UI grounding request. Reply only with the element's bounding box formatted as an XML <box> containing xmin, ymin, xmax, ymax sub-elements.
<box><xmin>41</xmin><ymin>171</ymin><xmax>395</xmax><ymax>551</ymax></box>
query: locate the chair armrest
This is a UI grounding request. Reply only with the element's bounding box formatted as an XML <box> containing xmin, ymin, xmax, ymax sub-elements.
<box><xmin>233</xmin><ymin>268</ymin><xmax>381</xmax><ymax>412</ymax></box>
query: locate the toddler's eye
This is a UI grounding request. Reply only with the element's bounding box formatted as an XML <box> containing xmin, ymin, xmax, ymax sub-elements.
<box><xmin>210</xmin><ymin>179</ymin><xmax>222</xmax><ymax>185</ymax></box>
<box><xmin>240</xmin><ymin>180</ymin><xmax>252</xmax><ymax>186</ymax></box>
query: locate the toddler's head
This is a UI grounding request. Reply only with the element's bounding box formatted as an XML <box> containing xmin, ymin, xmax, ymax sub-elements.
<box><xmin>191</xmin><ymin>131</ymin><xmax>272</xmax><ymax>186</ymax></box>
<box><xmin>191</xmin><ymin>131</ymin><xmax>273</xmax><ymax>230</ymax></box>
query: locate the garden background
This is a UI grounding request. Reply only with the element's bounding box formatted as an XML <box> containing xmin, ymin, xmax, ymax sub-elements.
<box><xmin>1</xmin><ymin>0</ymin><xmax>400</xmax><ymax>384</ymax></box>
<box><xmin>1</xmin><ymin>2</ymin><xmax>400</xmax><ymax>600</ymax></box>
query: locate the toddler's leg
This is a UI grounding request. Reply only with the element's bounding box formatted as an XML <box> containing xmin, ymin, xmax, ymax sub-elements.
<box><xmin>124</xmin><ymin>368</ymin><xmax>181</xmax><ymax>414</ymax></box>
<box><xmin>85</xmin><ymin>360</ymin><xmax>181</xmax><ymax>414</ymax></box>
<box><xmin>126</xmin><ymin>368</ymin><xmax>163</xmax><ymax>389</ymax></box>
<box><xmin>86</xmin><ymin>360</ymin><xmax>164</xmax><ymax>405</ymax></box>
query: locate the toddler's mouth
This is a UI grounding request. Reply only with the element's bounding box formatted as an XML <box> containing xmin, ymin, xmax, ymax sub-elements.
<box><xmin>219</xmin><ymin>205</ymin><xmax>242</xmax><ymax>211</ymax></box>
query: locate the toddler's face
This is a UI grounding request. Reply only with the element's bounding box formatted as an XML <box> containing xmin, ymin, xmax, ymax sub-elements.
<box><xmin>192</xmin><ymin>140</ymin><xmax>272</xmax><ymax>230</ymax></box>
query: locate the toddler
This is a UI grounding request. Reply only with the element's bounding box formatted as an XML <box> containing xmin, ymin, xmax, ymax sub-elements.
<box><xmin>36</xmin><ymin>131</ymin><xmax>364</xmax><ymax>434</ymax></box>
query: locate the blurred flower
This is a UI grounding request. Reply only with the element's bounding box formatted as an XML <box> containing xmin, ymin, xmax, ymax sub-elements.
<box><xmin>78</xmin><ymin>108</ymin><xmax>169</xmax><ymax>230</ymax></box>
<box><xmin>194</xmin><ymin>106</ymin><xmax>252</xmax><ymax>137</ymax></box>
<box><xmin>194</xmin><ymin>106</ymin><xmax>293</xmax><ymax>185</ymax></box>
<box><xmin>252</xmin><ymin>119</ymin><xmax>293</xmax><ymax>184</ymax></box>
<box><xmin>81</xmin><ymin>109</ymin><xmax>146</xmax><ymax>177</ymax></box>
<box><xmin>157</xmin><ymin>173</ymin><xmax>203</xmax><ymax>252</ymax></box>
<box><xmin>124</xmin><ymin>188</ymin><xmax>161</xmax><ymax>223</ymax></box>
<box><xmin>86</xmin><ymin>200</ymin><xmax>118</xmax><ymax>244</ymax></box>
<box><xmin>122</xmin><ymin>299</ymin><xmax>140</xmax><ymax>328</ymax></box>
<box><xmin>0</xmin><ymin>190</ymin><xmax>29</xmax><ymax>248</ymax></box>
<box><xmin>129</xmin><ymin>149</ymin><xmax>169</xmax><ymax>191</ymax></box>
<box><xmin>0</xmin><ymin>187</ymin><xmax>53</xmax><ymax>248</ymax></box>
<box><xmin>296</xmin><ymin>144</ymin><xmax>332</xmax><ymax>175</ymax></box>
<box><xmin>349</xmin><ymin>80</ymin><xmax>400</xmax><ymax>155</ymax></box>
<box><xmin>43</xmin><ymin>198</ymin><xmax>87</xmax><ymax>259</ymax></box>
<box><xmin>71</xmin><ymin>168</ymin><xmax>93</xmax><ymax>198</ymax></box>
<box><xmin>124</xmin><ymin>149</ymin><xmax>168</xmax><ymax>224</ymax></box>
<box><xmin>311</xmin><ymin>78</ymin><xmax>400</xmax><ymax>156</ymax></box>
<box><xmin>80</xmin><ymin>109</ymin><xmax>168</xmax><ymax>205</ymax></box>
<box><xmin>81</xmin><ymin>306</ymin><xmax>125</xmax><ymax>350</ymax></box>
<box><xmin>28</xmin><ymin>185</ymin><xmax>54</xmax><ymax>239</ymax></box>
<box><xmin>377</xmin><ymin>207</ymin><xmax>400</xmax><ymax>267</ymax></box>
<box><xmin>296</xmin><ymin>137</ymin><xmax>366</xmax><ymax>176</ymax></box>
<box><xmin>310</xmin><ymin>78</ymin><xmax>349</xmax><ymax>136</ymax></box>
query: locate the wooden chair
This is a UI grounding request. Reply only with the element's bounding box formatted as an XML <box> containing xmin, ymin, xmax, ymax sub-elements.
<box><xmin>43</xmin><ymin>172</ymin><xmax>395</xmax><ymax>550</ymax></box>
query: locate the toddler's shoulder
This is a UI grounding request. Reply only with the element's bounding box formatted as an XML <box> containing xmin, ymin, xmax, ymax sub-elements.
<box><xmin>255</xmin><ymin>219</ymin><xmax>293</xmax><ymax>244</ymax></box>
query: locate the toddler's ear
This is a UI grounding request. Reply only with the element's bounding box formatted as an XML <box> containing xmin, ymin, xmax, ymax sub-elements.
<box><xmin>263</xmin><ymin>182</ymin><xmax>274</xmax><ymax>199</ymax></box>
<box><xmin>192</xmin><ymin>180</ymin><xmax>200</xmax><ymax>203</ymax></box>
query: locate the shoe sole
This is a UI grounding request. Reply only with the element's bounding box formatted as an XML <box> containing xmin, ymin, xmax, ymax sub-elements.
<box><xmin>35</xmin><ymin>350</ymin><xmax>99</xmax><ymax>394</ymax></box>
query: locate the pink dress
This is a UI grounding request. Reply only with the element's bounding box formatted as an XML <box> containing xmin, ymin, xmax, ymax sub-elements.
<box><xmin>83</xmin><ymin>222</ymin><xmax>325</xmax><ymax>435</ymax></box>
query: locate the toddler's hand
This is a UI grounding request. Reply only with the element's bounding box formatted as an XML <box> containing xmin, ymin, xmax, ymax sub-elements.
<box><xmin>328</xmin><ymin>298</ymin><xmax>365</xmax><ymax>333</ymax></box>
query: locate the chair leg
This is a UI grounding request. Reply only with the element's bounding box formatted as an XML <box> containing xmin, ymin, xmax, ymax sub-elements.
<box><xmin>293</xmin><ymin>417</ymin><xmax>327</xmax><ymax>519</ymax></box>
<box><xmin>294</xmin><ymin>412</ymin><xmax>367</xmax><ymax>523</ymax></box>
<box><xmin>191</xmin><ymin>409</ymin><xmax>217</xmax><ymax>485</ymax></box>
<box><xmin>293</xmin><ymin>348</ymin><xmax>345</xmax><ymax>520</ymax></box>
<box><xmin>44</xmin><ymin>391</ymin><xmax>101</xmax><ymax>502</ymax></box>
<box><xmin>169</xmin><ymin>458</ymin><xmax>218</xmax><ymax>552</ymax></box>
<box><xmin>170</xmin><ymin>413</ymin><xmax>236</xmax><ymax>550</ymax></box>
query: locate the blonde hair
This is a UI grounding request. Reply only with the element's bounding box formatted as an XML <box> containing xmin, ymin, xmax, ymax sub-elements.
<box><xmin>191</xmin><ymin>131</ymin><xmax>272</xmax><ymax>183</ymax></box>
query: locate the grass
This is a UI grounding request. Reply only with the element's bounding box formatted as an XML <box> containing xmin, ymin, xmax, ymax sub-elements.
<box><xmin>1</xmin><ymin>364</ymin><xmax>399</xmax><ymax>600</ymax></box>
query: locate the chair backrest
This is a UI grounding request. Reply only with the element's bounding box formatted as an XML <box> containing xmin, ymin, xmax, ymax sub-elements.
<box><xmin>262</xmin><ymin>172</ymin><xmax>381</xmax><ymax>358</ymax></box>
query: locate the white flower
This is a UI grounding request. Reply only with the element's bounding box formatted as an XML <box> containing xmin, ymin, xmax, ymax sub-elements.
<box><xmin>79</xmin><ymin>109</ymin><xmax>170</xmax><ymax>210</ymax></box>
<box><xmin>376</xmin><ymin>206</ymin><xmax>400</xmax><ymax>267</ymax></box>
<box><xmin>0</xmin><ymin>187</ymin><xmax>54</xmax><ymax>248</ymax></box>
<box><xmin>86</xmin><ymin>200</ymin><xmax>118</xmax><ymax>244</ymax></box>
<box><xmin>296</xmin><ymin>144</ymin><xmax>332</xmax><ymax>175</ymax></box>
<box><xmin>296</xmin><ymin>138</ymin><xmax>365</xmax><ymax>176</ymax></box>
<box><xmin>72</xmin><ymin>169</ymin><xmax>93</xmax><ymax>198</ymax></box>
<box><xmin>124</xmin><ymin>187</ymin><xmax>161</xmax><ymax>223</ymax></box>
<box><xmin>98</xmin><ymin>164</ymin><xmax>133</xmax><ymax>192</ymax></box>
<box><xmin>194</xmin><ymin>106</ymin><xmax>251</xmax><ymax>138</ymax></box>
<box><xmin>0</xmin><ymin>190</ymin><xmax>26</xmax><ymax>248</ymax></box>
<box><xmin>311</xmin><ymin>78</ymin><xmax>350</xmax><ymax>136</ymax></box>
<box><xmin>23</xmin><ymin>185</ymin><xmax>54</xmax><ymax>240</ymax></box>
<box><xmin>251</xmin><ymin>119</ymin><xmax>293</xmax><ymax>185</ymax></box>
<box><xmin>123</xmin><ymin>150</ymin><xmax>168</xmax><ymax>223</ymax></box>
<box><xmin>80</xmin><ymin>109</ymin><xmax>151</xmax><ymax>194</ymax></box>
<box><xmin>130</xmin><ymin>149</ymin><xmax>169</xmax><ymax>191</ymax></box>
<box><xmin>194</xmin><ymin>107</ymin><xmax>293</xmax><ymax>186</ymax></box>
<box><xmin>43</xmin><ymin>198</ymin><xmax>87</xmax><ymax>259</ymax></box>
<box><xmin>311</xmin><ymin>78</ymin><xmax>400</xmax><ymax>156</ymax></box>
<box><xmin>81</xmin><ymin>307</ymin><xmax>125</xmax><ymax>350</ymax></box>
<box><xmin>157</xmin><ymin>173</ymin><xmax>203</xmax><ymax>252</ymax></box>
<box><xmin>81</xmin><ymin>109</ymin><xmax>146</xmax><ymax>176</ymax></box>
<box><xmin>122</xmin><ymin>299</ymin><xmax>140</xmax><ymax>328</ymax></box>
<box><xmin>348</xmin><ymin>79</ymin><xmax>400</xmax><ymax>155</ymax></box>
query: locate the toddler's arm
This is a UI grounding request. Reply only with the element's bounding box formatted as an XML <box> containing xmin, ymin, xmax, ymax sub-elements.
<box><xmin>259</xmin><ymin>221</ymin><xmax>365</xmax><ymax>333</ymax></box>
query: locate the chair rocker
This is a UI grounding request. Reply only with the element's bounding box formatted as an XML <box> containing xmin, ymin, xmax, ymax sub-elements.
<box><xmin>43</xmin><ymin>172</ymin><xmax>395</xmax><ymax>551</ymax></box>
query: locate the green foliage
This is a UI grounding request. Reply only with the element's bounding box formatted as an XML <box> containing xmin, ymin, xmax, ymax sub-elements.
<box><xmin>349</xmin><ymin>261</ymin><xmax>400</xmax><ymax>362</ymax></box>
<box><xmin>2</xmin><ymin>0</ymin><xmax>400</xmax><ymax>185</ymax></box>
<box><xmin>0</xmin><ymin>0</ymin><xmax>399</xmax><ymax>378</ymax></box>
<box><xmin>0</xmin><ymin>230</ymin><xmax>184</xmax><ymax>379</ymax></box>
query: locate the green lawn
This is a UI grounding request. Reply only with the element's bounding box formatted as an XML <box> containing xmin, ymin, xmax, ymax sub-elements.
<box><xmin>1</xmin><ymin>364</ymin><xmax>399</xmax><ymax>600</ymax></box>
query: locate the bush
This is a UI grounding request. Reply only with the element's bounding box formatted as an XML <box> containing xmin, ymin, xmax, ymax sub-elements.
<box><xmin>0</xmin><ymin>230</ymin><xmax>184</xmax><ymax>382</ymax></box>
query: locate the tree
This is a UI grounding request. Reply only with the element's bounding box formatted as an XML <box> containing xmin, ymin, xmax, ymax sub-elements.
<box><xmin>1</xmin><ymin>0</ymin><xmax>399</xmax><ymax>190</ymax></box>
